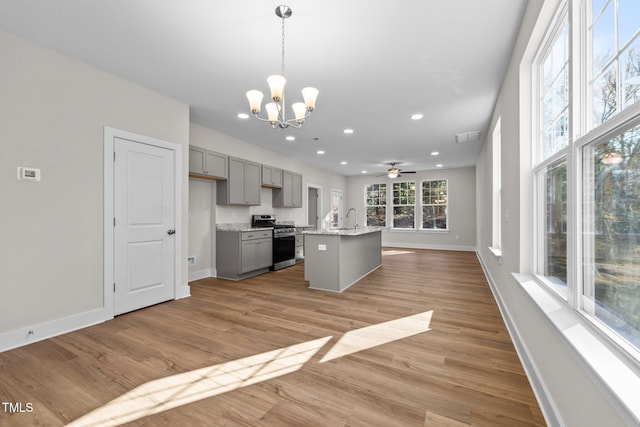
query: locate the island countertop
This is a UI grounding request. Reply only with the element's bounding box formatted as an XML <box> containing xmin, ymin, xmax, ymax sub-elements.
<box><xmin>303</xmin><ymin>226</ymin><xmax>384</xmax><ymax>236</ymax></box>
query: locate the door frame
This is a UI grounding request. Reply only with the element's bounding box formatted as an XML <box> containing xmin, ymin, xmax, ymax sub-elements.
<box><xmin>306</xmin><ymin>183</ymin><xmax>322</xmax><ymax>229</ymax></box>
<box><xmin>103</xmin><ymin>127</ymin><xmax>183</xmax><ymax>319</ymax></box>
<box><xmin>330</xmin><ymin>188</ymin><xmax>344</xmax><ymax>228</ymax></box>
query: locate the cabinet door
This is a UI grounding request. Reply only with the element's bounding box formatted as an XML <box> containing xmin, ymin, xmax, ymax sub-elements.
<box><xmin>282</xmin><ymin>171</ymin><xmax>293</xmax><ymax>206</ymax></box>
<box><xmin>241</xmin><ymin>240</ymin><xmax>257</xmax><ymax>273</ymax></box>
<box><xmin>205</xmin><ymin>151</ymin><xmax>227</xmax><ymax>179</ymax></box>
<box><xmin>188</xmin><ymin>147</ymin><xmax>206</xmax><ymax>175</ymax></box>
<box><xmin>255</xmin><ymin>239</ymin><xmax>273</xmax><ymax>269</ymax></box>
<box><xmin>245</xmin><ymin>161</ymin><xmax>261</xmax><ymax>205</ymax></box>
<box><xmin>292</xmin><ymin>173</ymin><xmax>303</xmax><ymax>207</ymax></box>
<box><xmin>271</xmin><ymin>167</ymin><xmax>283</xmax><ymax>187</ymax></box>
<box><xmin>228</xmin><ymin>157</ymin><xmax>246</xmax><ymax>205</ymax></box>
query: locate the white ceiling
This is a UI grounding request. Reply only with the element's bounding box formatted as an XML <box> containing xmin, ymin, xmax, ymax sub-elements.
<box><xmin>0</xmin><ymin>0</ymin><xmax>527</xmax><ymax>176</ymax></box>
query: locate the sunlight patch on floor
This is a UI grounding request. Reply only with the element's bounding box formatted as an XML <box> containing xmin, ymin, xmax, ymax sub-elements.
<box><xmin>319</xmin><ymin>311</ymin><xmax>433</xmax><ymax>363</ymax></box>
<box><xmin>67</xmin><ymin>336</ymin><xmax>332</xmax><ymax>427</ymax></box>
<box><xmin>382</xmin><ymin>249</ymin><xmax>416</xmax><ymax>256</ymax></box>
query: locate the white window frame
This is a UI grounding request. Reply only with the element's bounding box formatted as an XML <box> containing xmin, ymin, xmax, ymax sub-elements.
<box><xmin>531</xmin><ymin>0</ymin><xmax>640</xmax><ymax>363</ymax></box>
<box><xmin>491</xmin><ymin>117</ymin><xmax>502</xmax><ymax>255</ymax></box>
<box><xmin>419</xmin><ymin>179</ymin><xmax>448</xmax><ymax>231</ymax></box>
<box><xmin>391</xmin><ymin>180</ymin><xmax>416</xmax><ymax>230</ymax></box>
<box><xmin>364</xmin><ymin>183</ymin><xmax>387</xmax><ymax>227</ymax></box>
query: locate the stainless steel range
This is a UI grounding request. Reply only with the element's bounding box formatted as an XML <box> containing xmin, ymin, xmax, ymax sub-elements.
<box><xmin>251</xmin><ymin>214</ymin><xmax>296</xmax><ymax>271</ymax></box>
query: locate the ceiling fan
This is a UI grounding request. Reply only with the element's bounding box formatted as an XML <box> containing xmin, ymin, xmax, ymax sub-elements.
<box><xmin>377</xmin><ymin>162</ymin><xmax>417</xmax><ymax>179</ymax></box>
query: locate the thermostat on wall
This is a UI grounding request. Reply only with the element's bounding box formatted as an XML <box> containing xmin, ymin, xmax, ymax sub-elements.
<box><xmin>17</xmin><ymin>167</ymin><xmax>41</xmax><ymax>181</ymax></box>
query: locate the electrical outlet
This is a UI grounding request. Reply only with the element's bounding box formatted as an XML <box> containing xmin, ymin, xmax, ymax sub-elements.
<box><xmin>187</xmin><ymin>256</ymin><xmax>196</xmax><ymax>266</ymax></box>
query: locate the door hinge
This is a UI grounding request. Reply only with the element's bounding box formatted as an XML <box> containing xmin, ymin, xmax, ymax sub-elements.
<box><xmin>113</xmin><ymin>217</ymin><xmax>116</xmax><ymax>227</ymax></box>
<box><xmin>113</xmin><ymin>283</ymin><xmax>116</xmax><ymax>292</ymax></box>
<box><xmin>113</xmin><ymin>151</ymin><xmax>116</xmax><ymax>161</ymax></box>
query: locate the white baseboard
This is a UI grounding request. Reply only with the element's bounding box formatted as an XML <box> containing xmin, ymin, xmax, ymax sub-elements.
<box><xmin>382</xmin><ymin>241</ymin><xmax>476</xmax><ymax>251</ymax></box>
<box><xmin>188</xmin><ymin>268</ymin><xmax>212</xmax><ymax>282</ymax></box>
<box><xmin>188</xmin><ymin>268</ymin><xmax>217</xmax><ymax>282</ymax></box>
<box><xmin>475</xmin><ymin>251</ymin><xmax>561</xmax><ymax>427</ymax></box>
<box><xmin>0</xmin><ymin>308</ymin><xmax>107</xmax><ymax>353</ymax></box>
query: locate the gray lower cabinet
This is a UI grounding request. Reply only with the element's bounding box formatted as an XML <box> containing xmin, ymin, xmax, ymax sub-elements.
<box><xmin>217</xmin><ymin>230</ymin><xmax>273</xmax><ymax>280</ymax></box>
<box><xmin>273</xmin><ymin>170</ymin><xmax>303</xmax><ymax>208</ymax></box>
<box><xmin>261</xmin><ymin>165</ymin><xmax>283</xmax><ymax>188</ymax></box>
<box><xmin>189</xmin><ymin>146</ymin><xmax>228</xmax><ymax>179</ymax></box>
<box><xmin>217</xmin><ymin>157</ymin><xmax>261</xmax><ymax>205</ymax></box>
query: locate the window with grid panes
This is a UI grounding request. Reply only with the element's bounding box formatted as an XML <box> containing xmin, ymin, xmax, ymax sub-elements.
<box><xmin>421</xmin><ymin>180</ymin><xmax>447</xmax><ymax>230</ymax></box>
<box><xmin>392</xmin><ymin>181</ymin><xmax>415</xmax><ymax>229</ymax></box>
<box><xmin>365</xmin><ymin>183</ymin><xmax>386</xmax><ymax>226</ymax></box>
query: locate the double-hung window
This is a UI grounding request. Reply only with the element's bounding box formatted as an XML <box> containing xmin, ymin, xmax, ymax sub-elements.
<box><xmin>533</xmin><ymin>0</ymin><xmax>640</xmax><ymax>356</ymax></box>
<box><xmin>365</xmin><ymin>183</ymin><xmax>387</xmax><ymax>226</ymax></box>
<box><xmin>392</xmin><ymin>181</ymin><xmax>415</xmax><ymax>229</ymax></box>
<box><xmin>534</xmin><ymin>5</ymin><xmax>570</xmax><ymax>295</ymax></box>
<box><xmin>421</xmin><ymin>180</ymin><xmax>447</xmax><ymax>230</ymax></box>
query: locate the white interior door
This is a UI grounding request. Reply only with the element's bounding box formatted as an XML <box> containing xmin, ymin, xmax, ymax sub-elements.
<box><xmin>113</xmin><ymin>137</ymin><xmax>176</xmax><ymax>315</ymax></box>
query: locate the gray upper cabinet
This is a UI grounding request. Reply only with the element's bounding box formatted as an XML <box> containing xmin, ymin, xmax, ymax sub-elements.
<box><xmin>261</xmin><ymin>165</ymin><xmax>283</xmax><ymax>188</ymax></box>
<box><xmin>273</xmin><ymin>170</ymin><xmax>303</xmax><ymax>208</ymax></box>
<box><xmin>217</xmin><ymin>156</ymin><xmax>261</xmax><ymax>206</ymax></box>
<box><xmin>188</xmin><ymin>146</ymin><xmax>228</xmax><ymax>180</ymax></box>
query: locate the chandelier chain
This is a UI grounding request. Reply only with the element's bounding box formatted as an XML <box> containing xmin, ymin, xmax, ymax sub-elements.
<box><xmin>280</xmin><ymin>13</ymin><xmax>286</xmax><ymax>76</ymax></box>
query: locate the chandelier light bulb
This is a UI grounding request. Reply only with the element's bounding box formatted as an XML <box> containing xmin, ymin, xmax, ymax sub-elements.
<box><xmin>302</xmin><ymin>87</ymin><xmax>319</xmax><ymax>111</ymax></box>
<box><xmin>265</xmin><ymin>103</ymin><xmax>279</xmax><ymax>124</ymax></box>
<box><xmin>246</xmin><ymin>90</ymin><xmax>264</xmax><ymax>113</ymax></box>
<box><xmin>267</xmin><ymin>75</ymin><xmax>286</xmax><ymax>102</ymax></box>
<box><xmin>292</xmin><ymin>102</ymin><xmax>306</xmax><ymax>122</ymax></box>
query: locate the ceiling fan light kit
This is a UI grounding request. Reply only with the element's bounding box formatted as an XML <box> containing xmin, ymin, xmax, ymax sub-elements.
<box><xmin>246</xmin><ymin>5</ymin><xmax>319</xmax><ymax>130</ymax></box>
<box><xmin>378</xmin><ymin>162</ymin><xmax>417</xmax><ymax>179</ymax></box>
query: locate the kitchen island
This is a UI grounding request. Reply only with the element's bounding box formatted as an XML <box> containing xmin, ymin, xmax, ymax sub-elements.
<box><xmin>303</xmin><ymin>227</ymin><xmax>382</xmax><ymax>292</ymax></box>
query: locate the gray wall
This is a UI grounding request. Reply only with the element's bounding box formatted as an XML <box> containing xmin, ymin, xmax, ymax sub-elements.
<box><xmin>345</xmin><ymin>166</ymin><xmax>476</xmax><ymax>250</ymax></box>
<box><xmin>475</xmin><ymin>1</ymin><xmax>629</xmax><ymax>425</ymax></box>
<box><xmin>0</xmin><ymin>32</ymin><xmax>190</xmax><ymax>336</ymax></box>
<box><xmin>188</xmin><ymin>123</ymin><xmax>347</xmax><ymax>279</ymax></box>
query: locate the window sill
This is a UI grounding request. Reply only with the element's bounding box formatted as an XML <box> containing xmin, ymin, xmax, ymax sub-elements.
<box><xmin>513</xmin><ymin>273</ymin><xmax>640</xmax><ymax>425</ymax></box>
<box><xmin>387</xmin><ymin>228</ymin><xmax>450</xmax><ymax>233</ymax></box>
<box><xmin>488</xmin><ymin>247</ymin><xmax>502</xmax><ymax>264</ymax></box>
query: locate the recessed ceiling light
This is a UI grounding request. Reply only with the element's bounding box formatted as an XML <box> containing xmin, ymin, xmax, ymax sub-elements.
<box><xmin>340</xmin><ymin>161</ymin><xmax>348</xmax><ymax>165</ymax></box>
<box><xmin>431</xmin><ymin>151</ymin><xmax>439</xmax><ymax>156</ymax></box>
<box><xmin>436</xmin><ymin>164</ymin><xmax>443</xmax><ymax>168</ymax></box>
<box><xmin>317</xmin><ymin>150</ymin><xmax>325</xmax><ymax>155</ymax></box>
<box><xmin>361</xmin><ymin>170</ymin><xmax>367</xmax><ymax>174</ymax></box>
<box><xmin>237</xmin><ymin>113</ymin><xmax>250</xmax><ymax>119</ymax></box>
<box><xmin>343</xmin><ymin>129</ymin><xmax>354</xmax><ymax>134</ymax></box>
<box><xmin>286</xmin><ymin>136</ymin><xmax>295</xmax><ymax>141</ymax></box>
<box><xmin>410</xmin><ymin>113</ymin><xmax>424</xmax><ymax>120</ymax></box>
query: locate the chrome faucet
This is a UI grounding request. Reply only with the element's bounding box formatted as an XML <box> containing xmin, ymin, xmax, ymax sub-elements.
<box><xmin>346</xmin><ymin>208</ymin><xmax>358</xmax><ymax>229</ymax></box>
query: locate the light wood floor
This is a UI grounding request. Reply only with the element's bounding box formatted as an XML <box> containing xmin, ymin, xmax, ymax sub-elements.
<box><xmin>0</xmin><ymin>249</ymin><xmax>545</xmax><ymax>426</ymax></box>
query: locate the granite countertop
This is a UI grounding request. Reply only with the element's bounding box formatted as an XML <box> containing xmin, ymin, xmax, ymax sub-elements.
<box><xmin>303</xmin><ymin>226</ymin><xmax>384</xmax><ymax>236</ymax></box>
<box><xmin>216</xmin><ymin>223</ymin><xmax>273</xmax><ymax>232</ymax></box>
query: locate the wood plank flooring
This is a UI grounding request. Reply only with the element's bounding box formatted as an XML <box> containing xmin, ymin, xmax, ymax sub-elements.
<box><xmin>0</xmin><ymin>249</ymin><xmax>545</xmax><ymax>426</ymax></box>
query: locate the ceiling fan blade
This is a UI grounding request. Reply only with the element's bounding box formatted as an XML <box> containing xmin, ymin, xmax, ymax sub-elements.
<box><xmin>402</xmin><ymin>171</ymin><xmax>417</xmax><ymax>174</ymax></box>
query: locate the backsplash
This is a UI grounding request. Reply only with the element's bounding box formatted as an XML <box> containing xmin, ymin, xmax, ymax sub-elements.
<box><xmin>215</xmin><ymin>188</ymin><xmax>307</xmax><ymax>225</ymax></box>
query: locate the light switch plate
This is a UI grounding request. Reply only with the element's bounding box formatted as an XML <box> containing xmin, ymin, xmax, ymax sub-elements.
<box><xmin>318</xmin><ymin>244</ymin><xmax>327</xmax><ymax>251</ymax></box>
<box><xmin>17</xmin><ymin>167</ymin><xmax>41</xmax><ymax>181</ymax></box>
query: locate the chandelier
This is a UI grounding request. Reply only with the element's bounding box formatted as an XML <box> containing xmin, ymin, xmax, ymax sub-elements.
<box><xmin>246</xmin><ymin>5</ymin><xmax>318</xmax><ymax>129</ymax></box>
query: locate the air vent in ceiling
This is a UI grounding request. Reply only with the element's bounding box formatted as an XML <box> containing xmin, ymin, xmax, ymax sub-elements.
<box><xmin>455</xmin><ymin>131</ymin><xmax>481</xmax><ymax>143</ymax></box>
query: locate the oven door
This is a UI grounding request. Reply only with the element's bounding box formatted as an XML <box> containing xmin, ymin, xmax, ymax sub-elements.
<box><xmin>272</xmin><ymin>235</ymin><xmax>296</xmax><ymax>270</ymax></box>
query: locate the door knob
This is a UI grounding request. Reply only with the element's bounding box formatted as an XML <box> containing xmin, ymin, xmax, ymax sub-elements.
<box><xmin>167</xmin><ymin>229</ymin><xmax>176</xmax><ymax>235</ymax></box>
